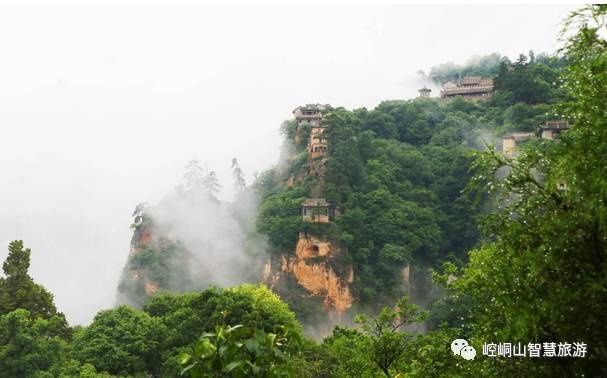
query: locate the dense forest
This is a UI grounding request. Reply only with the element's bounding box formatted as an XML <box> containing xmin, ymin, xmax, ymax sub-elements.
<box><xmin>1</xmin><ymin>5</ymin><xmax>605</xmax><ymax>377</ymax></box>
<box><xmin>255</xmin><ymin>41</ymin><xmax>566</xmax><ymax>322</ymax></box>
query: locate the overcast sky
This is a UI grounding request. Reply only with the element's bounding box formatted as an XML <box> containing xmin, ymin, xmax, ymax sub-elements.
<box><xmin>0</xmin><ymin>4</ymin><xmax>575</xmax><ymax>324</ymax></box>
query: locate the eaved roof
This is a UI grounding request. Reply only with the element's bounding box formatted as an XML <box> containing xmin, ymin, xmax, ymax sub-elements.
<box><xmin>441</xmin><ymin>76</ymin><xmax>494</xmax><ymax>96</ymax></box>
<box><xmin>503</xmin><ymin>132</ymin><xmax>535</xmax><ymax>141</ymax></box>
<box><xmin>292</xmin><ymin>104</ymin><xmax>333</xmax><ymax>114</ymax></box>
<box><xmin>461</xmin><ymin>76</ymin><xmax>483</xmax><ymax>85</ymax></box>
<box><xmin>302</xmin><ymin>198</ymin><xmax>330</xmax><ymax>207</ymax></box>
<box><xmin>540</xmin><ymin>121</ymin><xmax>571</xmax><ymax>130</ymax></box>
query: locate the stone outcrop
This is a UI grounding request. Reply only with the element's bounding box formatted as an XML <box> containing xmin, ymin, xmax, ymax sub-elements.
<box><xmin>264</xmin><ymin>234</ymin><xmax>353</xmax><ymax>320</ymax></box>
<box><xmin>119</xmin><ymin>221</ymin><xmax>164</xmax><ymax>304</ymax></box>
<box><xmin>144</xmin><ymin>279</ymin><xmax>159</xmax><ymax>296</ymax></box>
<box><xmin>129</xmin><ymin>224</ymin><xmax>155</xmax><ymax>255</ymax></box>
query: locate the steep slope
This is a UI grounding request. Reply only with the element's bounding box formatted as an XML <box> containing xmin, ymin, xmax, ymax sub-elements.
<box><xmin>117</xmin><ymin>177</ymin><xmax>262</xmax><ymax>307</ymax></box>
<box><xmin>116</xmin><ymin>53</ymin><xmax>565</xmax><ymax>325</ymax></box>
<box><xmin>263</xmin><ymin>233</ymin><xmax>354</xmax><ymax>320</ymax></box>
<box><xmin>256</xmin><ymin>71</ymin><xmax>565</xmax><ymax>323</ymax></box>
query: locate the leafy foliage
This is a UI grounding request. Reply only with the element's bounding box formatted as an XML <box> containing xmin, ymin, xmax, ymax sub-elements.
<box><xmin>320</xmin><ymin>297</ymin><xmax>427</xmax><ymax>377</ymax></box>
<box><xmin>72</xmin><ymin>306</ymin><xmax>168</xmax><ymax>376</ymax></box>
<box><xmin>118</xmin><ymin>226</ymin><xmax>192</xmax><ymax>307</ymax></box>
<box><xmin>179</xmin><ymin>324</ymin><xmax>295</xmax><ymax>377</ymax></box>
<box><xmin>426</xmin><ymin>6</ymin><xmax>607</xmax><ymax>376</ymax></box>
<box><xmin>492</xmin><ymin>53</ymin><xmax>566</xmax><ymax>106</ymax></box>
<box><xmin>356</xmin><ymin>297</ymin><xmax>426</xmax><ymax>377</ymax></box>
<box><xmin>0</xmin><ymin>241</ymin><xmax>65</xmax><ymax>322</ymax></box>
<box><xmin>143</xmin><ymin>284</ymin><xmax>303</xmax><ymax>376</ymax></box>
<box><xmin>0</xmin><ymin>309</ymin><xmax>67</xmax><ymax>378</ymax></box>
<box><xmin>256</xmin><ymin>188</ymin><xmax>305</xmax><ymax>252</ymax></box>
<box><xmin>256</xmin><ymin>51</ymin><xmax>570</xmax><ymax>311</ymax></box>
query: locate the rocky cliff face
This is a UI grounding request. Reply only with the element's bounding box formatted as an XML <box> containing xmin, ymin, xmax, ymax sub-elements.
<box><xmin>263</xmin><ymin>233</ymin><xmax>353</xmax><ymax>321</ymax></box>
<box><xmin>118</xmin><ymin>182</ymin><xmax>268</xmax><ymax>308</ymax></box>
<box><xmin>124</xmin><ymin>215</ymin><xmax>356</xmax><ymax>320</ymax></box>
<box><xmin>130</xmin><ymin>224</ymin><xmax>154</xmax><ymax>253</ymax></box>
<box><xmin>118</xmin><ymin>221</ymin><xmax>164</xmax><ymax>303</ymax></box>
<box><xmin>117</xmin><ymin>215</ymin><xmax>191</xmax><ymax>307</ymax></box>
<box><xmin>269</xmin><ymin>109</ymin><xmax>356</xmax><ymax>323</ymax></box>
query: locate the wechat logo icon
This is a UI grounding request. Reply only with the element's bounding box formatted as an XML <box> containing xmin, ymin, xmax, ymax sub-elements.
<box><xmin>451</xmin><ymin>339</ymin><xmax>476</xmax><ymax>360</ymax></box>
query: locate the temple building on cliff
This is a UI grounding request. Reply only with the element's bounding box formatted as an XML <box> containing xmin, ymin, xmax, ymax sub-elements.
<box><xmin>418</xmin><ymin>86</ymin><xmax>432</xmax><ymax>98</ymax></box>
<box><xmin>501</xmin><ymin>120</ymin><xmax>572</xmax><ymax>157</ymax></box>
<box><xmin>540</xmin><ymin>120</ymin><xmax>571</xmax><ymax>140</ymax></box>
<box><xmin>293</xmin><ymin>104</ymin><xmax>331</xmax><ymax>126</ymax></box>
<box><xmin>302</xmin><ymin>198</ymin><xmax>337</xmax><ymax>223</ymax></box>
<box><xmin>293</xmin><ymin>104</ymin><xmax>332</xmax><ymax>159</ymax></box>
<box><xmin>441</xmin><ymin>76</ymin><xmax>494</xmax><ymax>100</ymax></box>
<box><xmin>308</xmin><ymin>122</ymin><xmax>328</xmax><ymax>159</ymax></box>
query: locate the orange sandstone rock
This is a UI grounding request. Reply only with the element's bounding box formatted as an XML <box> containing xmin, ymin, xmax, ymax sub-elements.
<box><xmin>281</xmin><ymin>235</ymin><xmax>353</xmax><ymax>319</ymax></box>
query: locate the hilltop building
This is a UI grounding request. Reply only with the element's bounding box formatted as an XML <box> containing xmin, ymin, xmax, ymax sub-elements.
<box><xmin>292</xmin><ymin>104</ymin><xmax>331</xmax><ymax>127</ymax></box>
<box><xmin>418</xmin><ymin>87</ymin><xmax>431</xmax><ymax>98</ymax></box>
<box><xmin>501</xmin><ymin>121</ymin><xmax>572</xmax><ymax>157</ymax></box>
<box><xmin>293</xmin><ymin>104</ymin><xmax>332</xmax><ymax>159</ymax></box>
<box><xmin>540</xmin><ymin>120</ymin><xmax>571</xmax><ymax>140</ymax></box>
<box><xmin>441</xmin><ymin>76</ymin><xmax>494</xmax><ymax>100</ymax></box>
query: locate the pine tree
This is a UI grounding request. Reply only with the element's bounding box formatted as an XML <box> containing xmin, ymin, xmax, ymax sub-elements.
<box><xmin>203</xmin><ymin>171</ymin><xmax>222</xmax><ymax>196</ymax></box>
<box><xmin>183</xmin><ymin>159</ymin><xmax>222</xmax><ymax>197</ymax></box>
<box><xmin>183</xmin><ymin>159</ymin><xmax>206</xmax><ymax>191</ymax></box>
<box><xmin>131</xmin><ymin>202</ymin><xmax>148</xmax><ymax>228</ymax></box>
<box><xmin>231</xmin><ymin>158</ymin><xmax>246</xmax><ymax>192</ymax></box>
<box><xmin>0</xmin><ymin>241</ymin><xmax>62</xmax><ymax>322</ymax></box>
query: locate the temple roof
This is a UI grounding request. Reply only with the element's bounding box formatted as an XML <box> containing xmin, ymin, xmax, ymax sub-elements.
<box><xmin>540</xmin><ymin>120</ymin><xmax>571</xmax><ymax>130</ymax></box>
<box><xmin>302</xmin><ymin>198</ymin><xmax>330</xmax><ymax>207</ymax></box>
<box><xmin>441</xmin><ymin>86</ymin><xmax>493</xmax><ymax>95</ymax></box>
<box><xmin>461</xmin><ymin>76</ymin><xmax>483</xmax><ymax>85</ymax></box>
<box><xmin>292</xmin><ymin>104</ymin><xmax>332</xmax><ymax>114</ymax></box>
<box><xmin>503</xmin><ymin>132</ymin><xmax>535</xmax><ymax>141</ymax></box>
<box><xmin>441</xmin><ymin>76</ymin><xmax>494</xmax><ymax>96</ymax></box>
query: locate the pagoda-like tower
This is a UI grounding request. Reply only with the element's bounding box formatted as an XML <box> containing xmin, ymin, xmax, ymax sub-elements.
<box><xmin>418</xmin><ymin>86</ymin><xmax>431</xmax><ymax>98</ymax></box>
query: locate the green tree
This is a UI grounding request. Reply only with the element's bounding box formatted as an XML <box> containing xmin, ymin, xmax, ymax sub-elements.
<box><xmin>144</xmin><ymin>285</ymin><xmax>301</xmax><ymax>347</ymax></box>
<box><xmin>256</xmin><ymin>189</ymin><xmax>305</xmax><ymax>252</ymax></box>
<box><xmin>184</xmin><ymin>159</ymin><xmax>207</xmax><ymax>191</ymax></box>
<box><xmin>0</xmin><ymin>241</ymin><xmax>67</xmax><ymax>328</ymax></box>
<box><xmin>179</xmin><ymin>324</ymin><xmax>295</xmax><ymax>378</ymax></box>
<box><xmin>395</xmin><ymin>326</ymin><xmax>472</xmax><ymax>377</ymax></box>
<box><xmin>203</xmin><ymin>171</ymin><xmax>222</xmax><ymax>196</ymax></box>
<box><xmin>430</xmin><ymin>6</ymin><xmax>607</xmax><ymax>376</ymax></box>
<box><xmin>184</xmin><ymin>159</ymin><xmax>222</xmax><ymax>197</ymax></box>
<box><xmin>0</xmin><ymin>309</ymin><xmax>67</xmax><ymax>378</ymax></box>
<box><xmin>144</xmin><ymin>285</ymin><xmax>304</xmax><ymax>376</ymax></box>
<box><xmin>354</xmin><ymin>297</ymin><xmax>426</xmax><ymax>377</ymax></box>
<box><xmin>321</xmin><ymin>327</ymin><xmax>377</xmax><ymax>377</ymax></box>
<box><xmin>493</xmin><ymin>53</ymin><xmax>563</xmax><ymax>105</ymax></box>
<box><xmin>72</xmin><ymin>305</ymin><xmax>168</xmax><ymax>376</ymax></box>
